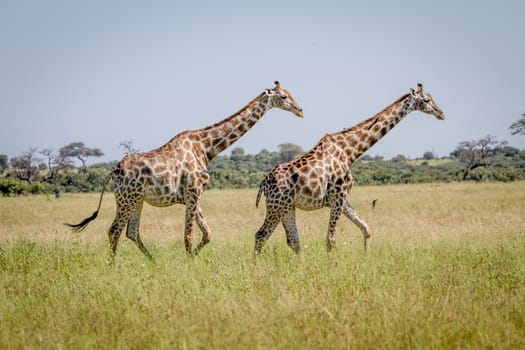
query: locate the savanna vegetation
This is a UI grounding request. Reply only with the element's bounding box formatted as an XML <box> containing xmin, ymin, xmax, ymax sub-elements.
<box><xmin>1</xmin><ymin>135</ymin><xmax>525</xmax><ymax>196</ymax></box>
<box><xmin>1</xmin><ymin>182</ymin><xmax>524</xmax><ymax>348</ymax></box>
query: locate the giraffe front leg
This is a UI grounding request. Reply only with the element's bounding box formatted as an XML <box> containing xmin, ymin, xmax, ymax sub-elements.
<box><xmin>193</xmin><ymin>205</ymin><xmax>212</xmax><ymax>255</ymax></box>
<box><xmin>342</xmin><ymin>201</ymin><xmax>371</xmax><ymax>250</ymax></box>
<box><xmin>184</xmin><ymin>198</ymin><xmax>198</xmax><ymax>256</ymax></box>
<box><xmin>185</xmin><ymin>173</ymin><xmax>208</xmax><ymax>256</ymax></box>
<box><xmin>326</xmin><ymin>203</ymin><xmax>343</xmax><ymax>252</ymax></box>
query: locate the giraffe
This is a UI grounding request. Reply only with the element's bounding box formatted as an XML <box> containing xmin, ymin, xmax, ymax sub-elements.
<box><xmin>67</xmin><ymin>81</ymin><xmax>303</xmax><ymax>260</ymax></box>
<box><xmin>254</xmin><ymin>84</ymin><xmax>444</xmax><ymax>254</ymax></box>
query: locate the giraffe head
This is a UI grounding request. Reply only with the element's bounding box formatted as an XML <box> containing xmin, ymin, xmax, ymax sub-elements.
<box><xmin>409</xmin><ymin>83</ymin><xmax>445</xmax><ymax>120</ymax></box>
<box><xmin>265</xmin><ymin>81</ymin><xmax>304</xmax><ymax>118</ymax></box>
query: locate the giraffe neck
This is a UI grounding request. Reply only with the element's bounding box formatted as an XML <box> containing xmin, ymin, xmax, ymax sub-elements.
<box><xmin>337</xmin><ymin>93</ymin><xmax>412</xmax><ymax>164</ymax></box>
<box><xmin>201</xmin><ymin>92</ymin><xmax>270</xmax><ymax>160</ymax></box>
<box><xmin>170</xmin><ymin>92</ymin><xmax>271</xmax><ymax>162</ymax></box>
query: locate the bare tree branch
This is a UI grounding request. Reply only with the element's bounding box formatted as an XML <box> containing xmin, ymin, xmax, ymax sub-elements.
<box><xmin>119</xmin><ymin>140</ymin><xmax>139</xmax><ymax>155</ymax></box>
<box><xmin>510</xmin><ymin>112</ymin><xmax>525</xmax><ymax>136</ymax></box>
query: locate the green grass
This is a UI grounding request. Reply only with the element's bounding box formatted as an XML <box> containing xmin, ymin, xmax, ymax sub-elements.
<box><xmin>1</xmin><ymin>182</ymin><xmax>524</xmax><ymax>349</ymax></box>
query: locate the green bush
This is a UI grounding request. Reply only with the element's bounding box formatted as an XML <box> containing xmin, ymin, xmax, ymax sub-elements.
<box><xmin>0</xmin><ymin>178</ymin><xmax>29</xmax><ymax>196</ymax></box>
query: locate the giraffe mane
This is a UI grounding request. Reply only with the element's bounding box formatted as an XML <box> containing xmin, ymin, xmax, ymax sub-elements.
<box><xmin>342</xmin><ymin>93</ymin><xmax>410</xmax><ymax>134</ymax></box>
<box><xmin>201</xmin><ymin>92</ymin><xmax>266</xmax><ymax>132</ymax></box>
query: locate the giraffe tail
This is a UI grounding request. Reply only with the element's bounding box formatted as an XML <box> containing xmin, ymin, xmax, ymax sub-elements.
<box><xmin>65</xmin><ymin>171</ymin><xmax>113</xmax><ymax>233</ymax></box>
<box><xmin>255</xmin><ymin>179</ymin><xmax>267</xmax><ymax>208</ymax></box>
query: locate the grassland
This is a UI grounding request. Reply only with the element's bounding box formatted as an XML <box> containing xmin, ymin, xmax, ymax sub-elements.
<box><xmin>1</xmin><ymin>182</ymin><xmax>524</xmax><ymax>349</ymax></box>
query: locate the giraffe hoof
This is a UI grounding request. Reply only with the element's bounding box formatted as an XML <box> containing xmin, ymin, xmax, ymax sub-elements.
<box><xmin>186</xmin><ymin>249</ymin><xmax>197</xmax><ymax>257</ymax></box>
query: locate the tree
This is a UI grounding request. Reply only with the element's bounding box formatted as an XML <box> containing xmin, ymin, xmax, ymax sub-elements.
<box><xmin>450</xmin><ymin>135</ymin><xmax>506</xmax><ymax>180</ymax></box>
<box><xmin>59</xmin><ymin>142</ymin><xmax>104</xmax><ymax>171</ymax></box>
<box><xmin>254</xmin><ymin>149</ymin><xmax>281</xmax><ymax>171</ymax></box>
<box><xmin>230</xmin><ymin>147</ymin><xmax>245</xmax><ymax>162</ymax></box>
<box><xmin>359</xmin><ymin>154</ymin><xmax>373</xmax><ymax>161</ymax></box>
<box><xmin>10</xmin><ymin>148</ymin><xmax>41</xmax><ymax>183</ymax></box>
<box><xmin>278</xmin><ymin>143</ymin><xmax>304</xmax><ymax>163</ymax></box>
<box><xmin>423</xmin><ymin>151</ymin><xmax>435</xmax><ymax>160</ymax></box>
<box><xmin>391</xmin><ymin>154</ymin><xmax>406</xmax><ymax>163</ymax></box>
<box><xmin>0</xmin><ymin>154</ymin><xmax>8</xmax><ymax>174</ymax></box>
<box><xmin>40</xmin><ymin>148</ymin><xmax>72</xmax><ymax>182</ymax></box>
<box><xmin>510</xmin><ymin>113</ymin><xmax>525</xmax><ymax>136</ymax></box>
<box><xmin>119</xmin><ymin>140</ymin><xmax>139</xmax><ymax>155</ymax></box>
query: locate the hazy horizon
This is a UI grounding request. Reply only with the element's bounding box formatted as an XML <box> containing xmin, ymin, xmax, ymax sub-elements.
<box><xmin>1</xmin><ymin>1</ymin><xmax>524</xmax><ymax>165</ymax></box>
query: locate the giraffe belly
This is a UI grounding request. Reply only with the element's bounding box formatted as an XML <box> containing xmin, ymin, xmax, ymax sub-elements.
<box><xmin>144</xmin><ymin>184</ymin><xmax>184</xmax><ymax>207</ymax></box>
<box><xmin>294</xmin><ymin>195</ymin><xmax>327</xmax><ymax>211</ymax></box>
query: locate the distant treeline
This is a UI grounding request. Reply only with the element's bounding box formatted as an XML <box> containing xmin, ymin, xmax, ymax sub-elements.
<box><xmin>1</xmin><ymin>137</ymin><xmax>524</xmax><ymax>196</ymax></box>
<box><xmin>207</xmin><ymin>143</ymin><xmax>525</xmax><ymax>188</ymax></box>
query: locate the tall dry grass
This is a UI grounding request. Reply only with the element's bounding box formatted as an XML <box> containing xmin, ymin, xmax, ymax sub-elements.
<box><xmin>0</xmin><ymin>182</ymin><xmax>524</xmax><ymax>348</ymax></box>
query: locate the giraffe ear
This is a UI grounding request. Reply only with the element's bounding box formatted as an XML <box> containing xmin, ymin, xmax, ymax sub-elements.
<box><xmin>410</xmin><ymin>88</ymin><xmax>416</xmax><ymax>97</ymax></box>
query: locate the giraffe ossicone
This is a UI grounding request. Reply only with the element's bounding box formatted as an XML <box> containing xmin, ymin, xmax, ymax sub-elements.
<box><xmin>66</xmin><ymin>81</ymin><xmax>303</xmax><ymax>260</ymax></box>
<box><xmin>254</xmin><ymin>83</ymin><xmax>444</xmax><ymax>255</ymax></box>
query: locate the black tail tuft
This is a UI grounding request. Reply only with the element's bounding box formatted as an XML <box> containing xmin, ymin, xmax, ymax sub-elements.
<box><xmin>65</xmin><ymin>170</ymin><xmax>112</xmax><ymax>233</ymax></box>
<box><xmin>65</xmin><ymin>211</ymin><xmax>99</xmax><ymax>233</ymax></box>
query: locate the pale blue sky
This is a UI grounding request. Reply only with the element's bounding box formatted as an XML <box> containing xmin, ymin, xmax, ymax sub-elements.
<box><xmin>1</xmin><ymin>0</ymin><xmax>524</xmax><ymax>164</ymax></box>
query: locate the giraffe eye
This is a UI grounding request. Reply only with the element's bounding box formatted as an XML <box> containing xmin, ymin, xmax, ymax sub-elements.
<box><xmin>280</xmin><ymin>95</ymin><xmax>287</xmax><ymax>100</ymax></box>
<box><xmin>423</xmin><ymin>98</ymin><xmax>430</xmax><ymax>103</ymax></box>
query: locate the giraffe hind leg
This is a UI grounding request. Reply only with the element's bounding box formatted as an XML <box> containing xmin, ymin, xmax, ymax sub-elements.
<box><xmin>342</xmin><ymin>201</ymin><xmax>371</xmax><ymax>250</ymax></box>
<box><xmin>254</xmin><ymin>209</ymin><xmax>282</xmax><ymax>256</ymax></box>
<box><xmin>126</xmin><ymin>202</ymin><xmax>154</xmax><ymax>261</ymax></box>
<box><xmin>281</xmin><ymin>208</ymin><xmax>301</xmax><ymax>254</ymax></box>
<box><xmin>108</xmin><ymin>208</ymin><xmax>129</xmax><ymax>263</ymax></box>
